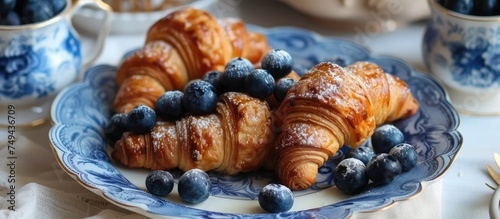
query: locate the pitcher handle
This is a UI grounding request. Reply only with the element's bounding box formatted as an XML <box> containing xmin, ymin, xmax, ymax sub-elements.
<box><xmin>70</xmin><ymin>0</ymin><xmax>112</xmax><ymax>68</ymax></box>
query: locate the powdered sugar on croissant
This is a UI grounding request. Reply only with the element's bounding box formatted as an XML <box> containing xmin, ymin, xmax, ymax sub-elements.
<box><xmin>273</xmin><ymin>61</ymin><xmax>419</xmax><ymax>190</ymax></box>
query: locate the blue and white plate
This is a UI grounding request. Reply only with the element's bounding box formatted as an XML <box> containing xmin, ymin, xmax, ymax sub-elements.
<box><xmin>49</xmin><ymin>26</ymin><xmax>462</xmax><ymax>218</ymax></box>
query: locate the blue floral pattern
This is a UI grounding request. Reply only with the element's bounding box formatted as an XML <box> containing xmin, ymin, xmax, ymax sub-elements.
<box><xmin>423</xmin><ymin>12</ymin><xmax>500</xmax><ymax>88</ymax></box>
<box><xmin>50</xmin><ymin>27</ymin><xmax>462</xmax><ymax>218</ymax></box>
<box><xmin>0</xmin><ymin>19</ymin><xmax>81</xmax><ymax>101</ymax></box>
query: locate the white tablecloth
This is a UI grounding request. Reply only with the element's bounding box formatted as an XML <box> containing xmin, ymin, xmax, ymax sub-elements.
<box><xmin>0</xmin><ymin>1</ymin><xmax>497</xmax><ymax>218</ymax></box>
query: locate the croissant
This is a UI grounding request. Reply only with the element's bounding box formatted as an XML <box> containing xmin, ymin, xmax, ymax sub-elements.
<box><xmin>112</xmin><ymin>8</ymin><xmax>274</xmax><ymax>114</ymax></box>
<box><xmin>111</xmin><ymin>92</ymin><xmax>276</xmax><ymax>174</ymax></box>
<box><xmin>273</xmin><ymin>61</ymin><xmax>420</xmax><ymax>191</ymax></box>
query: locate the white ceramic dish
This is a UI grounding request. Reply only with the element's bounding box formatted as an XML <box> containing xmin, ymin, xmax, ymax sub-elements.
<box><xmin>72</xmin><ymin>0</ymin><xmax>216</xmax><ymax>35</ymax></box>
<box><xmin>49</xmin><ymin>26</ymin><xmax>462</xmax><ymax>218</ymax></box>
<box><xmin>278</xmin><ymin>0</ymin><xmax>431</xmax><ymax>32</ymax></box>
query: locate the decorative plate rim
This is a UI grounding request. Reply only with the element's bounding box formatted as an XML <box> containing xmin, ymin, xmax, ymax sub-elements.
<box><xmin>48</xmin><ymin>26</ymin><xmax>463</xmax><ymax>218</ymax></box>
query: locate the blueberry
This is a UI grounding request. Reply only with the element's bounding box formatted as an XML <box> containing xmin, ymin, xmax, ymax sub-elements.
<box><xmin>370</xmin><ymin>124</ymin><xmax>404</xmax><ymax>153</ymax></box>
<box><xmin>258</xmin><ymin>183</ymin><xmax>294</xmax><ymax>213</ymax></box>
<box><xmin>274</xmin><ymin>78</ymin><xmax>296</xmax><ymax>103</ymax></box>
<box><xmin>389</xmin><ymin>143</ymin><xmax>418</xmax><ymax>172</ymax></box>
<box><xmin>366</xmin><ymin>153</ymin><xmax>402</xmax><ymax>185</ymax></box>
<box><xmin>334</xmin><ymin>158</ymin><xmax>368</xmax><ymax>195</ymax></box>
<box><xmin>225</xmin><ymin>57</ymin><xmax>254</xmax><ymax>72</ymax></box>
<box><xmin>178</xmin><ymin>169</ymin><xmax>212</xmax><ymax>204</ymax></box>
<box><xmin>345</xmin><ymin>146</ymin><xmax>376</xmax><ymax>166</ymax></box>
<box><xmin>104</xmin><ymin>113</ymin><xmax>129</xmax><ymax>144</ymax></box>
<box><xmin>244</xmin><ymin>69</ymin><xmax>275</xmax><ymax>99</ymax></box>
<box><xmin>261</xmin><ymin>49</ymin><xmax>294</xmax><ymax>79</ymax></box>
<box><xmin>145</xmin><ymin>170</ymin><xmax>174</xmax><ymax>196</ymax></box>
<box><xmin>183</xmin><ymin>80</ymin><xmax>218</xmax><ymax>116</ymax></box>
<box><xmin>222</xmin><ymin>57</ymin><xmax>254</xmax><ymax>92</ymax></box>
<box><xmin>48</xmin><ymin>0</ymin><xmax>66</xmax><ymax>15</ymax></box>
<box><xmin>202</xmin><ymin>70</ymin><xmax>225</xmax><ymax>94</ymax></box>
<box><xmin>0</xmin><ymin>0</ymin><xmax>16</xmax><ymax>16</ymax></box>
<box><xmin>0</xmin><ymin>10</ymin><xmax>20</xmax><ymax>25</ymax></box>
<box><xmin>442</xmin><ymin>0</ymin><xmax>474</xmax><ymax>14</ymax></box>
<box><xmin>20</xmin><ymin>1</ymin><xmax>54</xmax><ymax>24</ymax></box>
<box><xmin>155</xmin><ymin>90</ymin><xmax>185</xmax><ymax>121</ymax></box>
<box><xmin>471</xmin><ymin>0</ymin><xmax>499</xmax><ymax>16</ymax></box>
<box><xmin>126</xmin><ymin>105</ymin><xmax>157</xmax><ymax>134</ymax></box>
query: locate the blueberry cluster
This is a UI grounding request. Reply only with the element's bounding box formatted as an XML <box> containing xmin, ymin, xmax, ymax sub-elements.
<box><xmin>105</xmin><ymin>80</ymin><xmax>219</xmax><ymax>142</ymax></box>
<box><xmin>145</xmin><ymin>168</ymin><xmax>212</xmax><ymax>204</ymax></box>
<box><xmin>154</xmin><ymin>49</ymin><xmax>298</xmax><ymax>122</ymax></box>
<box><xmin>0</xmin><ymin>0</ymin><xmax>67</xmax><ymax>25</ymax></box>
<box><xmin>104</xmin><ymin>104</ymin><xmax>157</xmax><ymax>144</ymax></box>
<box><xmin>438</xmin><ymin>0</ymin><xmax>500</xmax><ymax>16</ymax></box>
<box><xmin>213</xmin><ymin>49</ymin><xmax>297</xmax><ymax>102</ymax></box>
<box><xmin>334</xmin><ymin>124</ymin><xmax>418</xmax><ymax>195</ymax></box>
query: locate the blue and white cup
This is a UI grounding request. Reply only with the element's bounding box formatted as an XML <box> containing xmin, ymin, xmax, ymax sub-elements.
<box><xmin>0</xmin><ymin>0</ymin><xmax>111</xmax><ymax>126</ymax></box>
<box><xmin>423</xmin><ymin>0</ymin><xmax>500</xmax><ymax>115</ymax></box>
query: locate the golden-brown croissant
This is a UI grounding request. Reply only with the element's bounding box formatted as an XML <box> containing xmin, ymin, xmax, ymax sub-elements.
<box><xmin>113</xmin><ymin>8</ymin><xmax>273</xmax><ymax>114</ymax></box>
<box><xmin>111</xmin><ymin>92</ymin><xmax>276</xmax><ymax>174</ymax></box>
<box><xmin>273</xmin><ymin>61</ymin><xmax>420</xmax><ymax>191</ymax></box>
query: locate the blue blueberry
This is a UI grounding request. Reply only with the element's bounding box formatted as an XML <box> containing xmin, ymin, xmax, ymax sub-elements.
<box><xmin>225</xmin><ymin>57</ymin><xmax>254</xmax><ymax>72</ymax></box>
<box><xmin>20</xmin><ymin>1</ymin><xmax>55</xmax><ymax>24</ymax></box>
<box><xmin>0</xmin><ymin>0</ymin><xmax>16</xmax><ymax>16</ymax></box>
<box><xmin>222</xmin><ymin>57</ymin><xmax>254</xmax><ymax>92</ymax></box>
<box><xmin>244</xmin><ymin>69</ymin><xmax>275</xmax><ymax>99</ymax></box>
<box><xmin>104</xmin><ymin>113</ymin><xmax>129</xmax><ymax>144</ymax></box>
<box><xmin>345</xmin><ymin>146</ymin><xmax>376</xmax><ymax>166</ymax></box>
<box><xmin>261</xmin><ymin>49</ymin><xmax>294</xmax><ymax>79</ymax></box>
<box><xmin>183</xmin><ymin>80</ymin><xmax>218</xmax><ymax>116</ymax></box>
<box><xmin>48</xmin><ymin>0</ymin><xmax>66</xmax><ymax>15</ymax></box>
<box><xmin>145</xmin><ymin>170</ymin><xmax>174</xmax><ymax>196</ymax></box>
<box><xmin>274</xmin><ymin>78</ymin><xmax>296</xmax><ymax>103</ymax></box>
<box><xmin>155</xmin><ymin>90</ymin><xmax>185</xmax><ymax>121</ymax></box>
<box><xmin>442</xmin><ymin>0</ymin><xmax>474</xmax><ymax>14</ymax></box>
<box><xmin>202</xmin><ymin>70</ymin><xmax>225</xmax><ymax>94</ymax></box>
<box><xmin>258</xmin><ymin>183</ymin><xmax>294</xmax><ymax>213</ymax></box>
<box><xmin>389</xmin><ymin>143</ymin><xmax>418</xmax><ymax>172</ymax></box>
<box><xmin>334</xmin><ymin>158</ymin><xmax>368</xmax><ymax>195</ymax></box>
<box><xmin>472</xmin><ymin>0</ymin><xmax>499</xmax><ymax>15</ymax></box>
<box><xmin>126</xmin><ymin>105</ymin><xmax>157</xmax><ymax>134</ymax></box>
<box><xmin>0</xmin><ymin>10</ymin><xmax>20</xmax><ymax>25</ymax></box>
<box><xmin>370</xmin><ymin>124</ymin><xmax>404</xmax><ymax>153</ymax></box>
<box><xmin>366</xmin><ymin>153</ymin><xmax>402</xmax><ymax>185</ymax></box>
<box><xmin>178</xmin><ymin>169</ymin><xmax>212</xmax><ymax>204</ymax></box>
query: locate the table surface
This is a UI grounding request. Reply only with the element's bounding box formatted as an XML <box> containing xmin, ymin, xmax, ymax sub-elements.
<box><xmin>3</xmin><ymin>0</ymin><xmax>499</xmax><ymax>218</ymax></box>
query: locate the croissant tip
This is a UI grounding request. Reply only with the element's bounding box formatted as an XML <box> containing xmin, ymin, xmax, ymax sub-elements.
<box><xmin>287</xmin><ymin>180</ymin><xmax>313</xmax><ymax>191</ymax></box>
<box><xmin>276</xmin><ymin>158</ymin><xmax>320</xmax><ymax>191</ymax></box>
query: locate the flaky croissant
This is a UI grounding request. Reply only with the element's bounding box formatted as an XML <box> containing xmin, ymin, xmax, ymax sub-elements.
<box><xmin>112</xmin><ymin>8</ymin><xmax>273</xmax><ymax>114</ymax></box>
<box><xmin>111</xmin><ymin>92</ymin><xmax>276</xmax><ymax>174</ymax></box>
<box><xmin>273</xmin><ymin>61</ymin><xmax>420</xmax><ymax>191</ymax></box>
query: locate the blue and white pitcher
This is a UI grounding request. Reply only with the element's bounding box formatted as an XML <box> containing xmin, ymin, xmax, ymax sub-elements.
<box><xmin>423</xmin><ymin>0</ymin><xmax>500</xmax><ymax>115</ymax></box>
<box><xmin>0</xmin><ymin>0</ymin><xmax>111</xmax><ymax>126</ymax></box>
